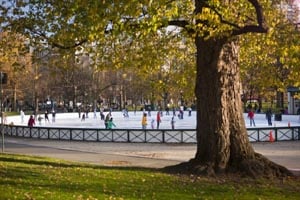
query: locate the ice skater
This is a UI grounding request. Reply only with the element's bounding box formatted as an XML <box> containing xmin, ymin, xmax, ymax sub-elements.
<box><xmin>38</xmin><ymin>115</ymin><xmax>43</xmax><ymax>125</ymax></box>
<box><xmin>28</xmin><ymin>115</ymin><xmax>35</xmax><ymax>127</ymax></box>
<box><xmin>81</xmin><ymin>113</ymin><xmax>86</xmax><ymax>121</ymax></box>
<box><xmin>247</xmin><ymin>109</ymin><xmax>255</xmax><ymax>127</ymax></box>
<box><xmin>156</xmin><ymin>111</ymin><xmax>161</xmax><ymax>129</ymax></box>
<box><xmin>266</xmin><ymin>109</ymin><xmax>273</xmax><ymax>126</ymax></box>
<box><xmin>141</xmin><ymin>113</ymin><xmax>147</xmax><ymax>129</ymax></box>
<box><xmin>20</xmin><ymin>110</ymin><xmax>25</xmax><ymax>123</ymax></box>
<box><xmin>45</xmin><ymin>110</ymin><xmax>50</xmax><ymax>123</ymax></box>
<box><xmin>171</xmin><ymin>116</ymin><xmax>175</xmax><ymax>129</ymax></box>
<box><xmin>94</xmin><ymin>108</ymin><xmax>97</xmax><ymax>119</ymax></box>
<box><xmin>151</xmin><ymin>118</ymin><xmax>155</xmax><ymax>129</ymax></box>
<box><xmin>104</xmin><ymin>113</ymin><xmax>111</xmax><ymax>129</ymax></box>
<box><xmin>52</xmin><ymin>110</ymin><xmax>56</xmax><ymax>123</ymax></box>
<box><xmin>107</xmin><ymin>118</ymin><xmax>116</xmax><ymax>129</ymax></box>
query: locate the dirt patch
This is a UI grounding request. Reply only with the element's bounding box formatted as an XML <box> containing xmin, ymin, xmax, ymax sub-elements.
<box><xmin>105</xmin><ymin>160</ymin><xmax>132</xmax><ymax>166</ymax></box>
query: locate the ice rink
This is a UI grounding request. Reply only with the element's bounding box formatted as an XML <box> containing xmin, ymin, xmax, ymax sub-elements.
<box><xmin>7</xmin><ymin>110</ymin><xmax>300</xmax><ymax>129</ymax></box>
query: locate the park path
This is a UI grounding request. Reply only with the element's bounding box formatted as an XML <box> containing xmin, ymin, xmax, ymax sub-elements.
<box><xmin>2</xmin><ymin>136</ymin><xmax>300</xmax><ymax>175</ymax></box>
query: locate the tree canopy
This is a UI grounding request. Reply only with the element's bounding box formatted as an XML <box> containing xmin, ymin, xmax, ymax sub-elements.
<box><xmin>1</xmin><ymin>0</ymin><xmax>299</xmax><ymax>101</ymax></box>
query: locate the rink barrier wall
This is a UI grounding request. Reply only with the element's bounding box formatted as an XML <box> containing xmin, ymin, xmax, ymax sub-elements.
<box><xmin>2</xmin><ymin>125</ymin><xmax>300</xmax><ymax>143</ymax></box>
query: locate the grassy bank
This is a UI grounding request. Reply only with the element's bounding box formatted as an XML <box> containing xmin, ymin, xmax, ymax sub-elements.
<box><xmin>0</xmin><ymin>154</ymin><xmax>299</xmax><ymax>200</ymax></box>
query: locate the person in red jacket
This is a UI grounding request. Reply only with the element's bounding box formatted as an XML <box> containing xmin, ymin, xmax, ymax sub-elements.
<box><xmin>28</xmin><ymin>115</ymin><xmax>35</xmax><ymax>127</ymax></box>
<box><xmin>247</xmin><ymin>109</ymin><xmax>255</xmax><ymax>127</ymax></box>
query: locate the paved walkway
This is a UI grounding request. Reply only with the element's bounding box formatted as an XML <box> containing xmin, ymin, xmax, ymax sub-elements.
<box><xmin>2</xmin><ymin>136</ymin><xmax>300</xmax><ymax>175</ymax></box>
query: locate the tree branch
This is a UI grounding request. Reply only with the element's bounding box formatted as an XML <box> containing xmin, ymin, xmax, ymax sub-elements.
<box><xmin>232</xmin><ymin>0</ymin><xmax>268</xmax><ymax>35</ymax></box>
<box><xmin>50</xmin><ymin>39</ymin><xmax>88</xmax><ymax>49</ymax></box>
<box><xmin>168</xmin><ymin>20</ymin><xmax>194</xmax><ymax>34</ymax></box>
<box><xmin>25</xmin><ymin>26</ymin><xmax>88</xmax><ymax>49</ymax></box>
<box><xmin>209</xmin><ymin>5</ymin><xmax>240</xmax><ymax>30</ymax></box>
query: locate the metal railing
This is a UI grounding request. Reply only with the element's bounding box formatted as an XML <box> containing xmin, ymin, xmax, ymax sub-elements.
<box><xmin>3</xmin><ymin>125</ymin><xmax>300</xmax><ymax>143</ymax></box>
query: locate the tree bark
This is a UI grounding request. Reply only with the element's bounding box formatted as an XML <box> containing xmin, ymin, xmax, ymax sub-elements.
<box><xmin>194</xmin><ymin>37</ymin><xmax>249</xmax><ymax>173</ymax></box>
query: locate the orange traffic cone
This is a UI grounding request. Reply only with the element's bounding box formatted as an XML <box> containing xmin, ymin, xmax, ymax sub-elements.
<box><xmin>269</xmin><ymin>131</ymin><xmax>275</xmax><ymax>143</ymax></box>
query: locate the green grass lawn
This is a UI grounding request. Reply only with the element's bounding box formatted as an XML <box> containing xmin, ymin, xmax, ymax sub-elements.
<box><xmin>0</xmin><ymin>154</ymin><xmax>299</xmax><ymax>200</ymax></box>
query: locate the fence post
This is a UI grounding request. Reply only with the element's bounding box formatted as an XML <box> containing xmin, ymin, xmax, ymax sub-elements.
<box><xmin>128</xmin><ymin>130</ymin><xmax>130</xmax><ymax>142</ymax></box>
<box><xmin>181</xmin><ymin>130</ymin><xmax>183</xmax><ymax>143</ymax></box>
<box><xmin>97</xmin><ymin>130</ymin><xmax>99</xmax><ymax>142</ymax></box>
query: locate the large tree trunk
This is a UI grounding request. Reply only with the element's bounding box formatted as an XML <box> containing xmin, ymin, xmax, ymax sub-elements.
<box><xmin>164</xmin><ymin>37</ymin><xmax>292</xmax><ymax>178</ymax></box>
<box><xmin>194</xmin><ymin>37</ymin><xmax>260</xmax><ymax>175</ymax></box>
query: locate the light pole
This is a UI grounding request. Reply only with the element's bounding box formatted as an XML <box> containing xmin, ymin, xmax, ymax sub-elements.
<box><xmin>180</xmin><ymin>90</ymin><xmax>184</xmax><ymax>106</ymax></box>
<box><xmin>1</xmin><ymin>72</ymin><xmax>3</xmax><ymax>152</ymax></box>
<box><xmin>1</xmin><ymin>72</ymin><xmax>7</xmax><ymax>153</ymax></box>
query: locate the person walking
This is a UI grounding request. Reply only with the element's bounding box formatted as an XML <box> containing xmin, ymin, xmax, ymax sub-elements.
<box><xmin>247</xmin><ymin>109</ymin><xmax>255</xmax><ymax>127</ymax></box>
<box><xmin>266</xmin><ymin>108</ymin><xmax>273</xmax><ymax>126</ymax></box>
<box><xmin>156</xmin><ymin>111</ymin><xmax>161</xmax><ymax>129</ymax></box>
<box><xmin>141</xmin><ymin>113</ymin><xmax>147</xmax><ymax>129</ymax></box>
<box><xmin>27</xmin><ymin>115</ymin><xmax>35</xmax><ymax>127</ymax></box>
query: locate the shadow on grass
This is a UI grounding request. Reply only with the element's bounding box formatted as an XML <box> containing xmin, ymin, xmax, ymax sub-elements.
<box><xmin>0</xmin><ymin>153</ymin><xmax>161</xmax><ymax>173</ymax></box>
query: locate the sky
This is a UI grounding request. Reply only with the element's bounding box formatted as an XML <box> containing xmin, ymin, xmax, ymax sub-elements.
<box><xmin>293</xmin><ymin>0</ymin><xmax>300</xmax><ymax>22</ymax></box>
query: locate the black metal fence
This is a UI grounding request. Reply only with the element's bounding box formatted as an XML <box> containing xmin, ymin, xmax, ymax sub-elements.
<box><xmin>3</xmin><ymin>125</ymin><xmax>300</xmax><ymax>143</ymax></box>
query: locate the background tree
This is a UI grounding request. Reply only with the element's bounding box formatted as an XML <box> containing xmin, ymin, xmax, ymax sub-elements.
<box><xmin>0</xmin><ymin>31</ymin><xmax>32</xmax><ymax>111</ymax></box>
<box><xmin>240</xmin><ymin>5</ymin><xmax>300</xmax><ymax>112</ymax></box>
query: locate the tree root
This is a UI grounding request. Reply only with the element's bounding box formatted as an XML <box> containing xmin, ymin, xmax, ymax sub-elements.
<box><xmin>237</xmin><ymin>153</ymin><xmax>294</xmax><ymax>179</ymax></box>
<box><xmin>162</xmin><ymin>153</ymin><xmax>294</xmax><ymax>179</ymax></box>
<box><xmin>162</xmin><ymin>159</ymin><xmax>217</xmax><ymax>177</ymax></box>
